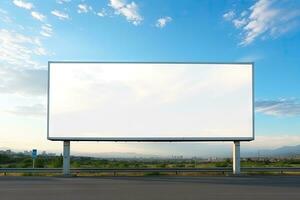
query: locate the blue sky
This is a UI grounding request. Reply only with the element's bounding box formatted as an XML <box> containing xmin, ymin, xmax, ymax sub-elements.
<box><xmin>0</xmin><ymin>0</ymin><xmax>300</xmax><ymax>157</ymax></box>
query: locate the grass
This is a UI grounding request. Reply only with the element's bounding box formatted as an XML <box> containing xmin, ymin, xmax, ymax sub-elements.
<box><xmin>1</xmin><ymin>153</ymin><xmax>300</xmax><ymax>176</ymax></box>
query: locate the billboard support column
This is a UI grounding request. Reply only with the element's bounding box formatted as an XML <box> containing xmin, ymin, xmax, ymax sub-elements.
<box><xmin>63</xmin><ymin>141</ymin><xmax>70</xmax><ymax>176</ymax></box>
<box><xmin>233</xmin><ymin>141</ymin><xmax>240</xmax><ymax>175</ymax></box>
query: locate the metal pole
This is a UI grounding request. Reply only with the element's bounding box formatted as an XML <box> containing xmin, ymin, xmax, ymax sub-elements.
<box><xmin>233</xmin><ymin>141</ymin><xmax>240</xmax><ymax>175</ymax></box>
<box><xmin>33</xmin><ymin>159</ymin><xmax>35</xmax><ymax>168</ymax></box>
<box><xmin>63</xmin><ymin>141</ymin><xmax>71</xmax><ymax>176</ymax></box>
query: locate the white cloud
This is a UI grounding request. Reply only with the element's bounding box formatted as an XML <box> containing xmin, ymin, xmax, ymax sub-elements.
<box><xmin>97</xmin><ymin>8</ymin><xmax>107</xmax><ymax>17</ymax></box>
<box><xmin>224</xmin><ymin>0</ymin><xmax>300</xmax><ymax>45</ymax></box>
<box><xmin>232</xmin><ymin>18</ymin><xmax>247</xmax><ymax>28</ymax></box>
<box><xmin>109</xmin><ymin>0</ymin><xmax>143</xmax><ymax>25</ymax></box>
<box><xmin>0</xmin><ymin>29</ymin><xmax>46</xmax><ymax>68</ymax></box>
<box><xmin>256</xmin><ymin>98</ymin><xmax>300</xmax><ymax>117</ymax></box>
<box><xmin>56</xmin><ymin>0</ymin><xmax>71</xmax><ymax>4</ymax></box>
<box><xmin>223</xmin><ymin>10</ymin><xmax>235</xmax><ymax>21</ymax></box>
<box><xmin>241</xmin><ymin>10</ymin><xmax>248</xmax><ymax>17</ymax></box>
<box><xmin>155</xmin><ymin>16</ymin><xmax>172</xmax><ymax>28</ymax></box>
<box><xmin>78</xmin><ymin>4</ymin><xmax>92</xmax><ymax>14</ymax></box>
<box><xmin>244</xmin><ymin>135</ymin><xmax>300</xmax><ymax>150</ymax></box>
<box><xmin>12</xmin><ymin>0</ymin><xmax>33</xmax><ymax>10</ymax></box>
<box><xmin>0</xmin><ymin>66</ymin><xmax>47</xmax><ymax>96</ymax></box>
<box><xmin>236</xmin><ymin>54</ymin><xmax>262</xmax><ymax>62</ymax></box>
<box><xmin>12</xmin><ymin>1</ymin><xmax>47</xmax><ymax>24</ymax></box>
<box><xmin>242</xmin><ymin>0</ymin><xmax>278</xmax><ymax>45</ymax></box>
<box><xmin>34</xmin><ymin>47</ymin><xmax>47</xmax><ymax>56</ymax></box>
<box><xmin>31</xmin><ymin>11</ymin><xmax>46</xmax><ymax>21</ymax></box>
<box><xmin>97</xmin><ymin>12</ymin><xmax>105</xmax><ymax>17</ymax></box>
<box><xmin>6</xmin><ymin>104</ymin><xmax>46</xmax><ymax>117</ymax></box>
<box><xmin>51</xmin><ymin>10</ymin><xmax>70</xmax><ymax>20</ymax></box>
<box><xmin>0</xmin><ymin>8</ymin><xmax>12</xmax><ymax>24</ymax></box>
<box><xmin>0</xmin><ymin>8</ymin><xmax>8</xmax><ymax>14</ymax></box>
<box><xmin>40</xmin><ymin>24</ymin><xmax>53</xmax><ymax>37</ymax></box>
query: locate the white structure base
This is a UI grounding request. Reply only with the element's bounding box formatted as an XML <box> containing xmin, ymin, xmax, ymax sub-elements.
<box><xmin>63</xmin><ymin>141</ymin><xmax>71</xmax><ymax>176</ymax></box>
<box><xmin>233</xmin><ymin>141</ymin><xmax>241</xmax><ymax>175</ymax></box>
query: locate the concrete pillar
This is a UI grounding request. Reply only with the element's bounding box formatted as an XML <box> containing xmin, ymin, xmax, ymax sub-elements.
<box><xmin>233</xmin><ymin>141</ymin><xmax>240</xmax><ymax>175</ymax></box>
<box><xmin>63</xmin><ymin>141</ymin><xmax>71</xmax><ymax>176</ymax></box>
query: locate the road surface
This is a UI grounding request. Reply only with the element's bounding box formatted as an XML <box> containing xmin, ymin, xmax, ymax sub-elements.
<box><xmin>0</xmin><ymin>176</ymin><xmax>300</xmax><ymax>200</ymax></box>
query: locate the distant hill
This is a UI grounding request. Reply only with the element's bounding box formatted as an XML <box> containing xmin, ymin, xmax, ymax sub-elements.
<box><xmin>2</xmin><ymin>144</ymin><xmax>300</xmax><ymax>158</ymax></box>
<box><xmin>245</xmin><ymin>145</ymin><xmax>300</xmax><ymax>157</ymax></box>
<box><xmin>68</xmin><ymin>145</ymin><xmax>300</xmax><ymax>158</ymax></box>
<box><xmin>262</xmin><ymin>145</ymin><xmax>300</xmax><ymax>156</ymax></box>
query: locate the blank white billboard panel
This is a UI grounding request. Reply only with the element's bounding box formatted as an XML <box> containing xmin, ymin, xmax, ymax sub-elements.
<box><xmin>48</xmin><ymin>62</ymin><xmax>253</xmax><ymax>141</ymax></box>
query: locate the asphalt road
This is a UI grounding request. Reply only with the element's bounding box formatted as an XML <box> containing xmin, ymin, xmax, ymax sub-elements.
<box><xmin>0</xmin><ymin>176</ymin><xmax>300</xmax><ymax>200</ymax></box>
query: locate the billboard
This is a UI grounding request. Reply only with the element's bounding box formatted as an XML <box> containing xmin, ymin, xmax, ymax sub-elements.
<box><xmin>48</xmin><ymin>62</ymin><xmax>254</xmax><ymax>141</ymax></box>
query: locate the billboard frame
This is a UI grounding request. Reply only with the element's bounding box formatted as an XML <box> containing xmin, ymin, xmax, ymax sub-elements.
<box><xmin>47</xmin><ymin>61</ymin><xmax>255</xmax><ymax>142</ymax></box>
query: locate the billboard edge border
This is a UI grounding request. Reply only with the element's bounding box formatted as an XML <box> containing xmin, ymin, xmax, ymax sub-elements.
<box><xmin>47</xmin><ymin>61</ymin><xmax>255</xmax><ymax>142</ymax></box>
